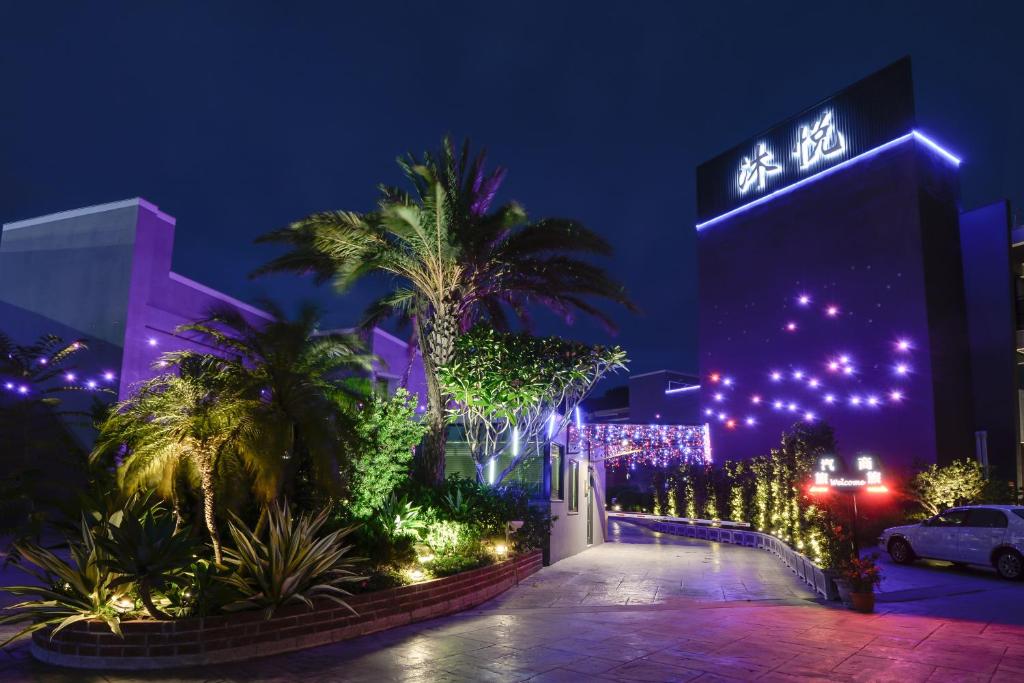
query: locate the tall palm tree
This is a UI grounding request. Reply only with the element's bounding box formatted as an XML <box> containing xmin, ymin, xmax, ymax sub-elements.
<box><xmin>176</xmin><ymin>301</ymin><xmax>375</xmax><ymax>500</ymax></box>
<box><xmin>254</xmin><ymin>137</ymin><xmax>635</xmax><ymax>485</ymax></box>
<box><xmin>92</xmin><ymin>355</ymin><xmax>267</xmax><ymax>563</ymax></box>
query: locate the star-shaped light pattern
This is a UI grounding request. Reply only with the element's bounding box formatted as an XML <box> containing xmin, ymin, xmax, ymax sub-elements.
<box><xmin>569</xmin><ymin>423</ymin><xmax>709</xmax><ymax>469</ymax></box>
<box><xmin>701</xmin><ymin>289</ymin><xmax>914</xmax><ymax>431</ymax></box>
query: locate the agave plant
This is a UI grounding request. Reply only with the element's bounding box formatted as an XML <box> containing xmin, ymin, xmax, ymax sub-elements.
<box><xmin>95</xmin><ymin>504</ymin><xmax>201</xmax><ymax>620</ymax></box>
<box><xmin>220</xmin><ymin>501</ymin><xmax>364</xmax><ymax>619</ymax></box>
<box><xmin>0</xmin><ymin>520</ymin><xmax>126</xmax><ymax>645</ymax></box>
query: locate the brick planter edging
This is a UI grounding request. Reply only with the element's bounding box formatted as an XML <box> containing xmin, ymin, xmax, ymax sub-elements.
<box><xmin>610</xmin><ymin>514</ymin><xmax>838</xmax><ymax>600</ymax></box>
<box><xmin>30</xmin><ymin>550</ymin><xmax>543</xmax><ymax>670</ymax></box>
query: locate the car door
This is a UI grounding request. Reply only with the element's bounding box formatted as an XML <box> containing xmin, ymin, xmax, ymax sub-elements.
<box><xmin>914</xmin><ymin>509</ymin><xmax>969</xmax><ymax>560</ymax></box>
<box><xmin>959</xmin><ymin>509</ymin><xmax>1009</xmax><ymax>565</ymax></box>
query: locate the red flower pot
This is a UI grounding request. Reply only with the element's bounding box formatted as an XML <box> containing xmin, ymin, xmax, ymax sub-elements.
<box><xmin>850</xmin><ymin>591</ymin><xmax>875</xmax><ymax>613</ymax></box>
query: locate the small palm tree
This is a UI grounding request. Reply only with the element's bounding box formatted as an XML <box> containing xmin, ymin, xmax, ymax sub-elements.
<box><xmin>176</xmin><ymin>301</ymin><xmax>375</xmax><ymax>499</ymax></box>
<box><xmin>92</xmin><ymin>355</ymin><xmax>268</xmax><ymax>563</ymax></box>
<box><xmin>254</xmin><ymin>137</ymin><xmax>634</xmax><ymax>485</ymax></box>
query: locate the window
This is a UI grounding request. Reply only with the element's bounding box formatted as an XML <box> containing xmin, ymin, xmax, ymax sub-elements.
<box><xmin>568</xmin><ymin>460</ymin><xmax>580</xmax><ymax>513</ymax></box>
<box><xmin>967</xmin><ymin>508</ymin><xmax>1008</xmax><ymax>528</ymax></box>
<box><xmin>930</xmin><ymin>509</ymin><xmax>969</xmax><ymax>527</ymax></box>
<box><xmin>549</xmin><ymin>443</ymin><xmax>563</xmax><ymax>501</ymax></box>
<box><xmin>1013</xmin><ymin>509</ymin><xmax>1024</xmax><ymax>522</ymax></box>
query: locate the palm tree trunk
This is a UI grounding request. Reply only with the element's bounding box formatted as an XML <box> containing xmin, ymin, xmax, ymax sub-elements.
<box><xmin>198</xmin><ymin>457</ymin><xmax>223</xmax><ymax>564</ymax></box>
<box><xmin>171</xmin><ymin>459</ymin><xmax>185</xmax><ymax>533</ymax></box>
<box><xmin>419</xmin><ymin>311</ymin><xmax>458</xmax><ymax>487</ymax></box>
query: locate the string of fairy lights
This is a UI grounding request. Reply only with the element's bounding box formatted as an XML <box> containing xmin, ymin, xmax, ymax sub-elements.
<box><xmin>569</xmin><ymin>423</ymin><xmax>710</xmax><ymax>469</ymax></box>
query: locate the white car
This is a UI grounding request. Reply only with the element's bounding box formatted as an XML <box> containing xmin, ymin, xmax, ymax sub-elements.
<box><xmin>879</xmin><ymin>505</ymin><xmax>1024</xmax><ymax>580</ymax></box>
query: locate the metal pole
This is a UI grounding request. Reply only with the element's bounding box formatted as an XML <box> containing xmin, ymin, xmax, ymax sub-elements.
<box><xmin>851</xmin><ymin>492</ymin><xmax>860</xmax><ymax>557</ymax></box>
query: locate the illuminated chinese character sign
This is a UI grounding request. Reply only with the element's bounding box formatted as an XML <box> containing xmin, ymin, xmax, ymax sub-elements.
<box><xmin>738</xmin><ymin>143</ymin><xmax>781</xmax><ymax>193</ymax></box>
<box><xmin>809</xmin><ymin>454</ymin><xmax>887</xmax><ymax>493</ymax></box>
<box><xmin>697</xmin><ymin>58</ymin><xmax>915</xmax><ymax>223</ymax></box>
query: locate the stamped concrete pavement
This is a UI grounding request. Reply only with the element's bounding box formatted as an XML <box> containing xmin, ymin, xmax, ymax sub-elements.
<box><xmin>1</xmin><ymin>519</ymin><xmax>1023</xmax><ymax>682</ymax></box>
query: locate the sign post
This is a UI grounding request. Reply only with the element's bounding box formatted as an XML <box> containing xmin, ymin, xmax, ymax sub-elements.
<box><xmin>808</xmin><ymin>454</ymin><xmax>888</xmax><ymax>554</ymax></box>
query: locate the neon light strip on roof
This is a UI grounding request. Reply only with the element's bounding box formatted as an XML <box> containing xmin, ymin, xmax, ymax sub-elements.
<box><xmin>696</xmin><ymin>131</ymin><xmax>961</xmax><ymax>231</ymax></box>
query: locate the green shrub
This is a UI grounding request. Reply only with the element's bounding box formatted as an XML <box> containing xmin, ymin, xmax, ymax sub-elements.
<box><xmin>424</xmin><ymin>520</ymin><xmax>478</xmax><ymax>557</ymax></box>
<box><xmin>513</xmin><ymin>504</ymin><xmax>555</xmax><ymax>552</ymax></box>
<box><xmin>425</xmin><ymin>552</ymin><xmax>492</xmax><ymax>577</ymax></box>
<box><xmin>349</xmin><ymin>389</ymin><xmax>426</xmax><ymax>518</ymax></box>
<box><xmin>162</xmin><ymin>559</ymin><xmax>236</xmax><ymax>618</ymax></box>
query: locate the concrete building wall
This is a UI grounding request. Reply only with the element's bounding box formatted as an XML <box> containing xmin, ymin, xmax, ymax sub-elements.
<box><xmin>549</xmin><ymin>431</ymin><xmax>606</xmax><ymax>564</ymax></box>
<box><xmin>959</xmin><ymin>201</ymin><xmax>1021</xmax><ymax>485</ymax></box>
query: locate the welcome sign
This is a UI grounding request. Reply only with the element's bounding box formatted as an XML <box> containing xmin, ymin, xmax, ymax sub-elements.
<box><xmin>809</xmin><ymin>454</ymin><xmax>886</xmax><ymax>493</ymax></box>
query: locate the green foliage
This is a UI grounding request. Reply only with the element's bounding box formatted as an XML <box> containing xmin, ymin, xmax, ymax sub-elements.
<box><xmin>92</xmin><ymin>354</ymin><xmax>270</xmax><ymax>562</ymax></box>
<box><xmin>697</xmin><ymin>423</ymin><xmax>846</xmax><ymax>568</ymax></box>
<box><xmin>0</xmin><ymin>521</ymin><xmax>126</xmax><ymax>645</ymax></box>
<box><xmin>378</xmin><ymin>493</ymin><xmax>429</xmax><ymax>539</ymax></box>
<box><xmin>911</xmin><ymin>459</ymin><xmax>987</xmax><ymax>516</ymax></box>
<box><xmin>349</xmin><ymin>388</ymin><xmax>426</xmax><ymax>518</ymax></box>
<box><xmin>513</xmin><ymin>504</ymin><xmax>555</xmax><ymax>553</ymax></box>
<box><xmin>425</xmin><ymin>552</ymin><xmax>492</xmax><ymax>577</ymax></box>
<box><xmin>424</xmin><ymin>520</ymin><xmax>478</xmax><ymax>557</ymax></box>
<box><xmin>162</xmin><ymin>559</ymin><xmax>235</xmax><ymax>618</ymax></box>
<box><xmin>724</xmin><ymin>461</ymin><xmax>748</xmax><ymax>523</ymax></box>
<box><xmin>255</xmin><ymin>137</ymin><xmax>636</xmax><ymax>485</ymax></box>
<box><xmin>94</xmin><ymin>500</ymin><xmax>201</xmax><ymax>620</ymax></box>
<box><xmin>439</xmin><ymin>324</ymin><xmax>627</xmax><ymax>483</ymax></box>
<box><xmin>177</xmin><ymin>303</ymin><xmax>373</xmax><ymax>503</ymax></box>
<box><xmin>220</xmin><ymin>501</ymin><xmax>364</xmax><ymax>619</ymax></box>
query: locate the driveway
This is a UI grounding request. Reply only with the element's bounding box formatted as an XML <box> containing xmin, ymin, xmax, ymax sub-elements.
<box><xmin>1</xmin><ymin>520</ymin><xmax>1023</xmax><ymax>681</ymax></box>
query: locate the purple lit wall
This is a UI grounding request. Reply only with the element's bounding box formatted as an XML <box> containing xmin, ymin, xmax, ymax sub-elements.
<box><xmin>117</xmin><ymin>200</ymin><xmax>275</xmax><ymax>399</ymax></box>
<box><xmin>697</xmin><ymin>138</ymin><xmax>973</xmax><ymax>468</ymax></box>
<box><xmin>1</xmin><ymin>198</ymin><xmax>427</xmax><ymax>423</ymax></box>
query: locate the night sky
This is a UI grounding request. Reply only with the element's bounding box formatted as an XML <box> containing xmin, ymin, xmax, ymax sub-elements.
<box><xmin>3</xmin><ymin>2</ymin><xmax>1023</xmax><ymax>377</ymax></box>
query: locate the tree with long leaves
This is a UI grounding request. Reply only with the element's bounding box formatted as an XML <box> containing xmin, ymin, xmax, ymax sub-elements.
<box><xmin>254</xmin><ymin>137</ymin><xmax>635</xmax><ymax>485</ymax></box>
<box><xmin>176</xmin><ymin>301</ymin><xmax>375</xmax><ymax>502</ymax></box>
<box><xmin>92</xmin><ymin>354</ymin><xmax>268</xmax><ymax>563</ymax></box>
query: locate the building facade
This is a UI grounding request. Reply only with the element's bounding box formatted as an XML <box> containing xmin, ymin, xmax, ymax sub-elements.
<box><xmin>697</xmin><ymin>58</ymin><xmax>1021</xmax><ymax>488</ymax></box>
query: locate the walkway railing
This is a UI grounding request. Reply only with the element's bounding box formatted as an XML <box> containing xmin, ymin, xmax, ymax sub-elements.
<box><xmin>608</xmin><ymin>512</ymin><xmax>838</xmax><ymax>600</ymax></box>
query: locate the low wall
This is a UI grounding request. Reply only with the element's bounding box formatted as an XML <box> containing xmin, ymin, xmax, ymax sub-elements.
<box><xmin>31</xmin><ymin>550</ymin><xmax>543</xmax><ymax>670</ymax></box>
<box><xmin>610</xmin><ymin>513</ymin><xmax>837</xmax><ymax>600</ymax></box>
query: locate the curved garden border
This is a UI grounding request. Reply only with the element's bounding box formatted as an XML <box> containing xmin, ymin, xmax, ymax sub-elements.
<box><xmin>30</xmin><ymin>550</ymin><xmax>543</xmax><ymax>670</ymax></box>
<box><xmin>609</xmin><ymin>512</ymin><xmax>838</xmax><ymax>600</ymax></box>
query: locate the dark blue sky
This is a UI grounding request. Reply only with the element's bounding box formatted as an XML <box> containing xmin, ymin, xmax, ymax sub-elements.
<box><xmin>3</xmin><ymin>2</ymin><xmax>1022</xmax><ymax>375</ymax></box>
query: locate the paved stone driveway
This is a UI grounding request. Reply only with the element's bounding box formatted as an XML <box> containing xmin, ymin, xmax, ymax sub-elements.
<box><xmin>2</xmin><ymin>520</ymin><xmax>1023</xmax><ymax>681</ymax></box>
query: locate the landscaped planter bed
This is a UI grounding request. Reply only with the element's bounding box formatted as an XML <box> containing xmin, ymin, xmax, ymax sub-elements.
<box><xmin>30</xmin><ymin>550</ymin><xmax>542</xmax><ymax>670</ymax></box>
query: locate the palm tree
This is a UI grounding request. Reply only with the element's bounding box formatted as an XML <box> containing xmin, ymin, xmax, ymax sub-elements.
<box><xmin>92</xmin><ymin>354</ymin><xmax>267</xmax><ymax>563</ymax></box>
<box><xmin>176</xmin><ymin>301</ymin><xmax>375</xmax><ymax>501</ymax></box>
<box><xmin>254</xmin><ymin>138</ymin><xmax>635</xmax><ymax>485</ymax></box>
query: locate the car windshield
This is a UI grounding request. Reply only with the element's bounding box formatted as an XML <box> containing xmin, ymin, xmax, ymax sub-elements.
<box><xmin>1013</xmin><ymin>509</ymin><xmax>1024</xmax><ymax>521</ymax></box>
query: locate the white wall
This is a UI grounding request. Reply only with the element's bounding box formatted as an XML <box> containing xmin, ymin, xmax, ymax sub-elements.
<box><xmin>548</xmin><ymin>435</ymin><xmax>606</xmax><ymax>564</ymax></box>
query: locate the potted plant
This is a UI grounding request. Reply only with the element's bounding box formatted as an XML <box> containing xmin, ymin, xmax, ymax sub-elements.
<box><xmin>841</xmin><ymin>554</ymin><xmax>882</xmax><ymax>613</ymax></box>
<box><xmin>823</xmin><ymin>523</ymin><xmax>856</xmax><ymax>605</ymax></box>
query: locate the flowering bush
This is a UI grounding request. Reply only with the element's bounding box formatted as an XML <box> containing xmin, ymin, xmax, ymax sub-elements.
<box><xmin>841</xmin><ymin>554</ymin><xmax>882</xmax><ymax>593</ymax></box>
